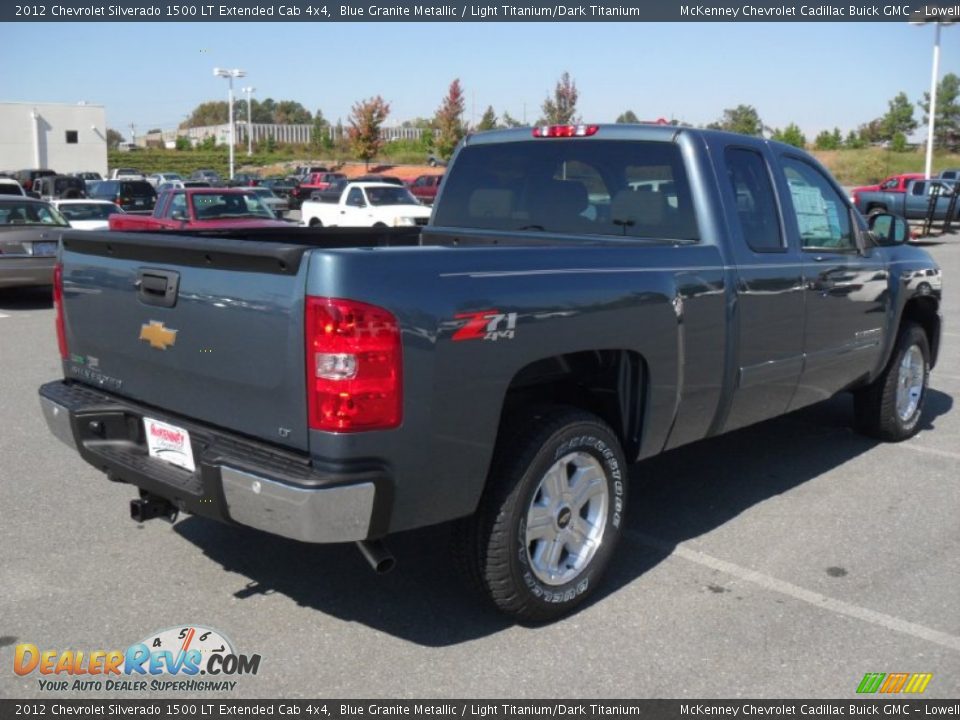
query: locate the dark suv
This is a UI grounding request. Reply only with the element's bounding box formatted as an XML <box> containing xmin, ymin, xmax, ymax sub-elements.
<box><xmin>190</xmin><ymin>169</ymin><xmax>222</xmax><ymax>185</ymax></box>
<box><xmin>88</xmin><ymin>180</ymin><xmax>157</xmax><ymax>214</ymax></box>
<box><xmin>13</xmin><ymin>169</ymin><xmax>57</xmax><ymax>192</ymax></box>
<box><xmin>33</xmin><ymin>175</ymin><xmax>87</xmax><ymax>200</ymax></box>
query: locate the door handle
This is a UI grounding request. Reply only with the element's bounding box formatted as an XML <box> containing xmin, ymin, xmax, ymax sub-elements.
<box><xmin>812</xmin><ymin>256</ymin><xmax>828</xmax><ymax>262</ymax></box>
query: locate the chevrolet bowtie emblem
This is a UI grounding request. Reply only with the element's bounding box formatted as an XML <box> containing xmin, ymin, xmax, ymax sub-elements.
<box><xmin>139</xmin><ymin>321</ymin><xmax>178</xmax><ymax>350</ymax></box>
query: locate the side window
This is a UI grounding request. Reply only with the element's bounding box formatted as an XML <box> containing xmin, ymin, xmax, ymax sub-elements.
<box><xmin>346</xmin><ymin>188</ymin><xmax>364</xmax><ymax>206</ymax></box>
<box><xmin>912</xmin><ymin>182</ymin><xmax>926</xmax><ymax>196</ymax></box>
<box><xmin>781</xmin><ymin>157</ymin><xmax>854</xmax><ymax>251</ymax></box>
<box><xmin>169</xmin><ymin>194</ymin><xmax>187</xmax><ymax>218</ymax></box>
<box><xmin>724</xmin><ymin>147</ymin><xmax>783</xmax><ymax>252</ymax></box>
<box><xmin>880</xmin><ymin>178</ymin><xmax>897</xmax><ymax>190</ymax></box>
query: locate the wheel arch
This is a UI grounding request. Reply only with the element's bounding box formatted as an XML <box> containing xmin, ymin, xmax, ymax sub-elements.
<box><xmin>901</xmin><ymin>295</ymin><xmax>941</xmax><ymax>368</ymax></box>
<box><xmin>497</xmin><ymin>349</ymin><xmax>647</xmax><ymax>462</ymax></box>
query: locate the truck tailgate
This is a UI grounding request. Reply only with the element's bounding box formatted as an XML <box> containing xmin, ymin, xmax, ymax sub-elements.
<box><xmin>58</xmin><ymin>231</ymin><xmax>311</xmax><ymax>451</ymax></box>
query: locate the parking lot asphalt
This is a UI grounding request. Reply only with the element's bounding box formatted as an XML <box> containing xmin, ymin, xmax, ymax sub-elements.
<box><xmin>0</xmin><ymin>237</ymin><xmax>957</xmax><ymax>700</ymax></box>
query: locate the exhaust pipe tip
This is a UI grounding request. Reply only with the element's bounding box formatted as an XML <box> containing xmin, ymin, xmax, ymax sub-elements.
<box><xmin>356</xmin><ymin>539</ymin><xmax>395</xmax><ymax>574</ymax></box>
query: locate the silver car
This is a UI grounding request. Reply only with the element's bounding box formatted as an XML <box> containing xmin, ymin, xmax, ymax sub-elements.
<box><xmin>0</xmin><ymin>197</ymin><xmax>69</xmax><ymax>288</ymax></box>
<box><xmin>251</xmin><ymin>187</ymin><xmax>289</xmax><ymax>217</ymax></box>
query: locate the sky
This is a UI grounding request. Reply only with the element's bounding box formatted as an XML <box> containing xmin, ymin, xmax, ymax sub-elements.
<box><xmin>0</xmin><ymin>21</ymin><xmax>957</xmax><ymax>140</ymax></box>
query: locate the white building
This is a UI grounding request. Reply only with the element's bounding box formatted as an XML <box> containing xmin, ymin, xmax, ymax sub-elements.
<box><xmin>0</xmin><ymin>101</ymin><xmax>107</xmax><ymax>176</ymax></box>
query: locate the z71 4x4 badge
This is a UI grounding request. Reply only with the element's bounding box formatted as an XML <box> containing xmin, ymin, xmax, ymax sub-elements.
<box><xmin>452</xmin><ymin>310</ymin><xmax>518</xmax><ymax>342</ymax></box>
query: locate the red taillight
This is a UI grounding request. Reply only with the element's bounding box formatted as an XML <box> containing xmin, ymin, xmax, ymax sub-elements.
<box><xmin>305</xmin><ymin>297</ymin><xmax>402</xmax><ymax>432</ymax></box>
<box><xmin>532</xmin><ymin>124</ymin><xmax>599</xmax><ymax>138</ymax></box>
<box><xmin>53</xmin><ymin>263</ymin><xmax>68</xmax><ymax>360</ymax></box>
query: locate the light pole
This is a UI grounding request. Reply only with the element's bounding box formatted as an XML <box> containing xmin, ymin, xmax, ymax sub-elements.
<box><xmin>912</xmin><ymin>19</ymin><xmax>956</xmax><ymax>179</ymax></box>
<box><xmin>242</xmin><ymin>86</ymin><xmax>256</xmax><ymax>156</ymax></box>
<box><xmin>213</xmin><ymin>67</ymin><xmax>247</xmax><ymax>180</ymax></box>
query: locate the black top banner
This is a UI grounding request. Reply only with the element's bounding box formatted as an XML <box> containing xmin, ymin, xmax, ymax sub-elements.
<box><xmin>4</xmin><ymin>0</ymin><xmax>960</xmax><ymax>22</ymax></box>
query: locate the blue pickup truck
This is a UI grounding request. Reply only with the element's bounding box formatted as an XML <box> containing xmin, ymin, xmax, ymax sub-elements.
<box><xmin>854</xmin><ymin>177</ymin><xmax>958</xmax><ymax>220</ymax></box>
<box><xmin>40</xmin><ymin>124</ymin><xmax>942</xmax><ymax>621</ymax></box>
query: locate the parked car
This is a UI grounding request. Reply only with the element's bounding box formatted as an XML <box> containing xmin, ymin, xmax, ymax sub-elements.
<box><xmin>250</xmin><ymin>187</ymin><xmax>290</xmax><ymax>217</ymax></box>
<box><xmin>157</xmin><ymin>180</ymin><xmax>212</xmax><ymax>192</ymax></box>
<box><xmin>854</xmin><ymin>178</ymin><xmax>958</xmax><ymax>220</ymax></box>
<box><xmin>300</xmin><ymin>182</ymin><xmax>431</xmax><ymax>227</ymax></box>
<box><xmin>309</xmin><ymin>177</ymin><xmax>351</xmax><ymax>203</ymax></box>
<box><xmin>0</xmin><ymin>178</ymin><xmax>26</xmax><ymax>196</ymax></box>
<box><xmin>228</xmin><ymin>173</ymin><xmax>262</xmax><ymax>188</ymax></box>
<box><xmin>147</xmin><ymin>172</ymin><xmax>184</xmax><ymax>188</ymax></box>
<box><xmin>71</xmin><ymin>172</ymin><xmax>103</xmax><ymax>184</ymax></box>
<box><xmin>88</xmin><ymin>179</ymin><xmax>157</xmax><ymax>214</ymax></box>
<box><xmin>13</xmin><ymin>169</ymin><xmax>56</xmax><ymax>192</ymax></box>
<box><xmin>292</xmin><ymin>172</ymin><xmax>346</xmax><ymax>205</ymax></box>
<box><xmin>939</xmin><ymin>169</ymin><xmax>960</xmax><ymax>182</ymax></box>
<box><xmin>0</xmin><ymin>196</ymin><xmax>67</xmax><ymax>288</ymax></box>
<box><xmin>33</xmin><ymin>175</ymin><xmax>87</xmax><ymax>200</ymax></box>
<box><xmin>261</xmin><ymin>177</ymin><xmax>298</xmax><ymax>205</ymax></box>
<box><xmin>190</xmin><ymin>169</ymin><xmax>222</xmax><ymax>185</ymax></box>
<box><xmin>849</xmin><ymin>173</ymin><xmax>924</xmax><ymax>207</ymax></box>
<box><xmin>427</xmin><ymin>154</ymin><xmax>448</xmax><ymax>168</ymax></box>
<box><xmin>51</xmin><ymin>199</ymin><xmax>125</xmax><ymax>230</ymax></box>
<box><xmin>110</xmin><ymin>168</ymin><xmax>145</xmax><ymax>180</ymax></box>
<box><xmin>107</xmin><ymin>188</ymin><xmax>290</xmax><ymax>231</ymax></box>
<box><xmin>407</xmin><ymin>174</ymin><xmax>443</xmax><ymax>205</ymax></box>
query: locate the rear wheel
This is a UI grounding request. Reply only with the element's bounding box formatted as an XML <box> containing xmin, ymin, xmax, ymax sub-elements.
<box><xmin>308</xmin><ymin>217</ymin><xmax>322</xmax><ymax>227</ymax></box>
<box><xmin>455</xmin><ymin>408</ymin><xmax>627</xmax><ymax>622</ymax></box>
<box><xmin>854</xmin><ymin>322</ymin><xmax>929</xmax><ymax>441</ymax></box>
<box><xmin>867</xmin><ymin>205</ymin><xmax>887</xmax><ymax>218</ymax></box>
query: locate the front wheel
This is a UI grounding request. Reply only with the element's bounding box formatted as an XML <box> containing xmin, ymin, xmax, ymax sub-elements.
<box><xmin>455</xmin><ymin>408</ymin><xmax>627</xmax><ymax>622</ymax></box>
<box><xmin>308</xmin><ymin>217</ymin><xmax>322</xmax><ymax>227</ymax></box>
<box><xmin>854</xmin><ymin>322</ymin><xmax>930</xmax><ymax>441</ymax></box>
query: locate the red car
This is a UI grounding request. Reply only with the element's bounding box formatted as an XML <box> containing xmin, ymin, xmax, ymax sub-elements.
<box><xmin>850</xmin><ymin>173</ymin><xmax>924</xmax><ymax>208</ymax></box>
<box><xmin>407</xmin><ymin>174</ymin><xmax>443</xmax><ymax>205</ymax></box>
<box><xmin>108</xmin><ymin>188</ymin><xmax>290</xmax><ymax>231</ymax></box>
<box><xmin>292</xmin><ymin>172</ymin><xmax>347</xmax><ymax>203</ymax></box>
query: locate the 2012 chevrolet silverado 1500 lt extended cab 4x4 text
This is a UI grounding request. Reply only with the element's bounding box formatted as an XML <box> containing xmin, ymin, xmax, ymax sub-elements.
<box><xmin>39</xmin><ymin>124</ymin><xmax>942</xmax><ymax>621</ymax></box>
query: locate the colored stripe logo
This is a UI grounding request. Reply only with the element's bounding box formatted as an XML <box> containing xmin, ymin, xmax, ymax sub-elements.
<box><xmin>857</xmin><ymin>673</ymin><xmax>932</xmax><ymax>694</ymax></box>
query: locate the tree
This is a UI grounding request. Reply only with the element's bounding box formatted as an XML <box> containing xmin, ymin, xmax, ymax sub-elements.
<box><xmin>106</xmin><ymin>128</ymin><xmax>124</xmax><ymax>150</ymax></box>
<box><xmin>891</xmin><ymin>132</ymin><xmax>908</xmax><ymax>152</ymax></box>
<box><xmin>845</xmin><ymin>130</ymin><xmax>865</xmax><ymax>149</ymax></box>
<box><xmin>919</xmin><ymin>72</ymin><xmax>960</xmax><ymax>151</ymax></box>
<box><xmin>857</xmin><ymin>119</ymin><xmax>884</xmax><ymax>145</ymax></box>
<box><xmin>500</xmin><ymin>111</ymin><xmax>523</xmax><ymax>128</ymax></box>
<box><xmin>707</xmin><ymin>105</ymin><xmax>764</xmax><ymax>136</ymax></box>
<box><xmin>182</xmin><ymin>101</ymin><xmax>229</xmax><ymax>128</ymax></box>
<box><xmin>348</xmin><ymin>95</ymin><xmax>390</xmax><ymax>167</ymax></box>
<box><xmin>616</xmin><ymin>110</ymin><xmax>640</xmax><ymax>124</ymax></box>
<box><xmin>881</xmin><ymin>92</ymin><xmax>917</xmax><ymax>140</ymax></box>
<box><xmin>770</xmin><ymin>123</ymin><xmax>806</xmax><ymax>148</ymax></box>
<box><xmin>273</xmin><ymin>100</ymin><xmax>312</xmax><ymax>124</ymax></box>
<box><xmin>477</xmin><ymin>106</ymin><xmax>497</xmax><ymax>132</ymax></box>
<box><xmin>813</xmin><ymin>127</ymin><xmax>843</xmax><ymax>150</ymax></box>
<box><xmin>174</xmin><ymin>135</ymin><xmax>192</xmax><ymax>151</ymax></box>
<box><xmin>433</xmin><ymin>79</ymin><xmax>467</xmax><ymax>160</ymax></box>
<box><xmin>539</xmin><ymin>72</ymin><xmax>579</xmax><ymax>125</ymax></box>
<box><xmin>311</xmin><ymin>109</ymin><xmax>330</xmax><ymax>152</ymax></box>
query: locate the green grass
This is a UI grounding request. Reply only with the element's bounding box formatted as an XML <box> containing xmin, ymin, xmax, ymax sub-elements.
<box><xmin>810</xmin><ymin>147</ymin><xmax>960</xmax><ymax>185</ymax></box>
<box><xmin>110</xmin><ymin>145</ymin><xmax>960</xmax><ymax>185</ymax></box>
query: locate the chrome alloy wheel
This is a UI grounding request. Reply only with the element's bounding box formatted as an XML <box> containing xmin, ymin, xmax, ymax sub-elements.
<box><xmin>896</xmin><ymin>345</ymin><xmax>925</xmax><ymax>422</ymax></box>
<box><xmin>524</xmin><ymin>451</ymin><xmax>609</xmax><ymax>586</ymax></box>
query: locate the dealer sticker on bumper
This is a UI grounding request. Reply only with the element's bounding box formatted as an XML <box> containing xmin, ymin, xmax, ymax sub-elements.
<box><xmin>144</xmin><ymin>417</ymin><xmax>196</xmax><ymax>472</ymax></box>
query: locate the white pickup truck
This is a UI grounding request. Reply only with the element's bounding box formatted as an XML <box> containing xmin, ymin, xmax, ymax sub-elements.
<box><xmin>300</xmin><ymin>182</ymin><xmax>432</xmax><ymax>228</ymax></box>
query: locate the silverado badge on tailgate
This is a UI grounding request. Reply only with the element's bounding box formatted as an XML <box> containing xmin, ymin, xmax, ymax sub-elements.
<box><xmin>139</xmin><ymin>321</ymin><xmax>178</xmax><ymax>350</ymax></box>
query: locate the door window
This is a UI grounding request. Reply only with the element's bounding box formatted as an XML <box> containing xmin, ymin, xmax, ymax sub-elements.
<box><xmin>781</xmin><ymin>157</ymin><xmax>854</xmax><ymax>251</ymax></box>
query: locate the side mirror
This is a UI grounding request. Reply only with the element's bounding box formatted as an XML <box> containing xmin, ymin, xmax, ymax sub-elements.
<box><xmin>868</xmin><ymin>213</ymin><xmax>909</xmax><ymax>246</ymax></box>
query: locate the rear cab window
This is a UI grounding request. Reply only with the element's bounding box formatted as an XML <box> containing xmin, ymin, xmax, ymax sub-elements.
<box><xmin>432</xmin><ymin>139</ymin><xmax>699</xmax><ymax>241</ymax></box>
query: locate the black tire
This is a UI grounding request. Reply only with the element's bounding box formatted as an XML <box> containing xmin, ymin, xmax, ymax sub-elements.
<box><xmin>454</xmin><ymin>407</ymin><xmax>628</xmax><ymax>622</ymax></box>
<box><xmin>854</xmin><ymin>322</ymin><xmax>930</xmax><ymax>441</ymax></box>
<box><xmin>373</xmin><ymin>222</ymin><xmax>388</xmax><ymax>228</ymax></box>
<box><xmin>867</xmin><ymin>205</ymin><xmax>887</xmax><ymax>218</ymax></box>
<box><xmin>308</xmin><ymin>218</ymin><xmax>322</xmax><ymax>227</ymax></box>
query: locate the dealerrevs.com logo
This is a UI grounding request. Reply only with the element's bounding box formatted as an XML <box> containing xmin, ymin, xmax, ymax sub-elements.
<box><xmin>13</xmin><ymin>625</ymin><xmax>261</xmax><ymax>693</ymax></box>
